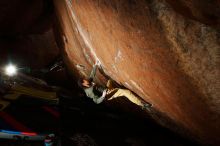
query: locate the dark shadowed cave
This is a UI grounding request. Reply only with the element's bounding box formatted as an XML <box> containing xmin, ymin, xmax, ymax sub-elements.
<box><xmin>0</xmin><ymin>0</ymin><xmax>219</xmax><ymax>146</ymax></box>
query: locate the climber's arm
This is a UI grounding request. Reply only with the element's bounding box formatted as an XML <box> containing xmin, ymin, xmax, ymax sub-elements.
<box><xmin>89</xmin><ymin>64</ymin><xmax>98</xmax><ymax>81</ymax></box>
<box><xmin>92</xmin><ymin>89</ymin><xmax>107</xmax><ymax>104</ymax></box>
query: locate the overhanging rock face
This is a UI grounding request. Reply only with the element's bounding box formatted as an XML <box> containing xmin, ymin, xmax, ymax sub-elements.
<box><xmin>53</xmin><ymin>0</ymin><xmax>220</xmax><ymax>145</ymax></box>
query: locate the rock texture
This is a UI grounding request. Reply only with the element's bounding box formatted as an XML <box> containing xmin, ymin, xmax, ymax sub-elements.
<box><xmin>53</xmin><ymin>0</ymin><xmax>220</xmax><ymax>145</ymax></box>
<box><xmin>165</xmin><ymin>0</ymin><xmax>220</xmax><ymax>29</ymax></box>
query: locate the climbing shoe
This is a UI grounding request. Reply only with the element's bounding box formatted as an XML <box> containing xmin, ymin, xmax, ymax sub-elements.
<box><xmin>142</xmin><ymin>102</ymin><xmax>152</xmax><ymax>110</ymax></box>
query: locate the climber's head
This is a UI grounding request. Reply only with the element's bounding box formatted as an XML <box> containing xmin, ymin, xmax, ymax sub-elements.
<box><xmin>78</xmin><ymin>78</ymin><xmax>93</xmax><ymax>88</ymax></box>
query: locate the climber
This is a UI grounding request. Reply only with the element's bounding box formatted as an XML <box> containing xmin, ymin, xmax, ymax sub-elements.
<box><xmin>78</xmin><ymin>62</ymin><xmax>152</xmax><ymax>110</ymax></box>
<box><xmin>78</xmin><ymin>63</ymin><xmax>107</xmax><ymax>104</ymax></box>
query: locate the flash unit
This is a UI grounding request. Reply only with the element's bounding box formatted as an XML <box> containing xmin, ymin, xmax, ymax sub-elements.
<box><xmin>5</xmin><ymin>64</ymin><xmax>17</xmax><ymax>76</ymax></box>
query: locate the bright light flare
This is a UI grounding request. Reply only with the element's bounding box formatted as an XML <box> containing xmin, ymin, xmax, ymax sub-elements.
<box><xmin>5</xmin><ymin>64</ymin><xmax>17</xmax><ymax>76</ymax></box>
